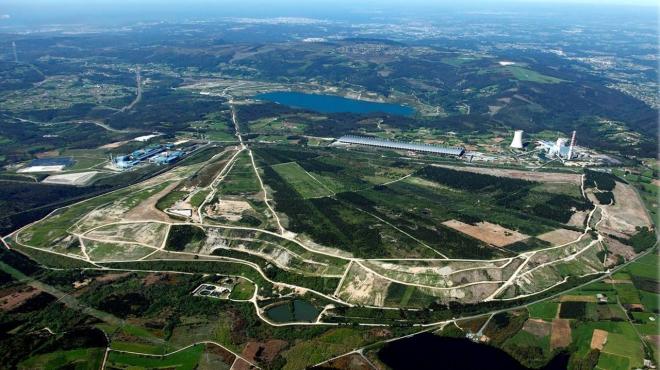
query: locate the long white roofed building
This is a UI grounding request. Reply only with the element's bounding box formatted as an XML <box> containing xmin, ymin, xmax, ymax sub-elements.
<box><xmin>337</xmin><ymin>135</ymin><xmax>465</xmax><ymax>157</ymax></box>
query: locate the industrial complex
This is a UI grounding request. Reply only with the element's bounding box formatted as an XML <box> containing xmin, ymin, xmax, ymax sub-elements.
<box><xmin>535</xmin><ymin>131</ymin><xmax>579</xmax><ymax>160</ymax></box>
<box><xmin>336</xmin><ymin>135</ymin><xmax>465</xmax><ymax>157</ymax></box>
<box><xmin>111</xmin><ymin>144</ymin><xmax>184</xmax><ymax>170</ymax></box>
<box><xmin>509</xmin><ymin>129</ymin><xmax>583</xmax><ymax>161</ymax></box>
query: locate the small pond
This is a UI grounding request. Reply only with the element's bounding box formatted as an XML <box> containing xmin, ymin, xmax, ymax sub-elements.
<box><xmin>265</xmin><ymin>299</ymin><xmax>319</xmax><ymax>323</ymax></box>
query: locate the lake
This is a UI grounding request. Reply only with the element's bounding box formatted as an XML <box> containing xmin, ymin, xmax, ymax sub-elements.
<box><xmin>265</xmin><ymin>299</ymin><xmax>319</xmax><ymax>323</ymax></box>
<box><xmin>377</xmin><ymin>332</ymin><xmax>569</xmax><ymax>370</ymax></box>
<box><xmin>255</xmin><ymin>91</ymin><xmax>415</xmax><ymax>116</ymax></box>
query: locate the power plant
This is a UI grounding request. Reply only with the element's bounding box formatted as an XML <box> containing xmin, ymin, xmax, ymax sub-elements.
<box><xmin>510</xmin><ymin>130</ymin><xmax>524</xmax><ymax>149</ymax></box>
<box><xmin>110</xmin><ymin>144</ymin><xmax>184</xmax><ymax>170</ymax></box>
<box><xmin>537</xmin><ymin>131</ymin><xmax>578</xmax><ymax>160</ymax></box>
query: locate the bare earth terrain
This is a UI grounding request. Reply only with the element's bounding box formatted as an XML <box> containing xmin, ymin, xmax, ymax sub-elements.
<box><xmin>442</xmin><ymin>220</ymin><xmax>529</xmax><ymax>247</ymax></box>
<box><xmin>433</xmin><ymin>164</ymin><xmax>582</xmax><ymax>185</ymax></box>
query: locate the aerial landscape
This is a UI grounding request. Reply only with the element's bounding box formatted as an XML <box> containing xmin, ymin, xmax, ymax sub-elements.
<box><xmin>0</xmin><ymin>0</ymin><xmax>658</xmax><ymax>369</ymax></box>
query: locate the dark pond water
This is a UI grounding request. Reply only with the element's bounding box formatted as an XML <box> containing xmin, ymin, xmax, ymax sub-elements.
<box><xmin>255</xmin><ymin>91</ymin><xmax>415</xmax><ymax>116</ymax></box>
<box><xmin>265</xmin><ymin>299</ymin><xmax>319</xmax><ymax>323</ymax></box>
<box><xmin>378</xmin><ymin>332</ymin><xmax>569</xmax><ymax>370</ymax></box>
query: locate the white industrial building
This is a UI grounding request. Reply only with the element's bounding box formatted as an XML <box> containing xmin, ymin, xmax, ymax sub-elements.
<box><xmin>537</xmin><ymin>131</ymin><xmax>578</xmax><ymax>160</ymax></box>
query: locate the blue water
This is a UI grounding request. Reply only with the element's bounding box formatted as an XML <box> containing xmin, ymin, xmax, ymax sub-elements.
<box><xmin>265</xmin><ymin>300</ymin><xmax>319</xmax><ymax>323</ymax></box>
<box><xmin>255</xmin><ymin>91</ymin><xmax>414</xmax><ymax>116</ymax></box>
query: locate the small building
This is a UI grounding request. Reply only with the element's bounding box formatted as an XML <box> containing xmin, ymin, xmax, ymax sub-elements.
<box><xmin>596</xmin><ymin>293</ymin><xmax>608</xmax><ymax>304</ymax></box>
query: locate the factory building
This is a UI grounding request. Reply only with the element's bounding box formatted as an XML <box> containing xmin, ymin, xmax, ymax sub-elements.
<box><xmin>111</xmin><ymin>144</ymin><xmax>182</xmax><ymax>170</ymax></box>
<box><xmin>150</xmin><ymin>150</ymin><xmax>184</xmax><ymax>165</ymax></box>
<box><xmin>337</xmin><ymin>135</ymin><xmax>465</xmax><ymax>157</ymax></box>
<box><xmin>536</xmin><ymin>131</ymin><xmax>577</xmax><ymax>160</ymax></box>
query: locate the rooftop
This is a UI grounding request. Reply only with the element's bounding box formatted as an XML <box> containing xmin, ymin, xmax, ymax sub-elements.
<box><xmin>337</xmin><ymin>135</ymin><xmax>465</xmax><ymax>156</ymax></box>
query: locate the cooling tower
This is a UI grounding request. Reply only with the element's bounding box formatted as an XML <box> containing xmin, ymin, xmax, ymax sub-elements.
<box><xmin>510</xmin><ymin>130</ymin><xmax>524</xmax><ymax>149</ymax></box>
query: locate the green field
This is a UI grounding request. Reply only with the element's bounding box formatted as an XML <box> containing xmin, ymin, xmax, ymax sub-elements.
<box><xmin>272</xmin><ymin>161</ymin><xmax>334</xmax><ymax>198</ymax></box>
<box><xmin>229</xmin><ymin>279</ymin><xmax>256</xmax><ymax>300</ymax></box>
<box><xmin>107</xmin><ymin>344</ymin><xmax>203</xmax><ymax>369</ymax></box>
<box><xmin>85</xmin><ymin>241</ymin><xmax>154</xmax><ymax>261</ymax></box>
<box><xmin>217</xmin><ymin>152</ymin><xmax>261</xmax><ymax>195</ymax></box>
<box><xmin>602</xmin><ymin>332</ymin><xmax>644</xmax><ymax>369</ymax></box>
<box><xmin>597</xmin><ymin>352</ymin><xmax>630</xmax><ymax>370</ymax></box>
<box><xmin>156</xmin><ymin>190</ymin><xmax>188</xmax><ymax>211</ymax></box>
<box><xmin>627</xmin><ymin>252</ymin><xmax>659</xmax><ymax>280</ymax></box>
<box><xmin>503</xmin><ymin>66</ymin><xmax>565</xmax><ymax>84</ymax></box>
<box><xmin>527</xmin><ymin>301</ymin><xmax>559</xmax><ymax>320</ymax></box>
<box><xmin>614</xmin><ymin>283</ymin><xmax>642</xmax><ymax>305</ymax></box>
<box><xmin>18</xmin><ymin>348</ymin><xmax>105</xmax><ymax>370</ymax></box>
<box><xmin>190</xmin><ymin>189</ymin><xmax>211</xmax><ymax>207</ymax></box>
<box><xmin>281</xmin><ymin>328</ymin><xmax>370</xmax><ymax>370</ymax></box>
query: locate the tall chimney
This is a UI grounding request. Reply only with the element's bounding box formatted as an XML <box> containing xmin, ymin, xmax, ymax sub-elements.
<box><xmin>567</xmin><ymin>130</ymin><xmax>576</xmax><ymax>160</ymax></box>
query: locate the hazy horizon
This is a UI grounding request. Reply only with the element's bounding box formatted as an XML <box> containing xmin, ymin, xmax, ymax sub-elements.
<box><xmin>1</xmin><ymin>0</ymin><xmax>658</xmax><ymax>30</ymax></box>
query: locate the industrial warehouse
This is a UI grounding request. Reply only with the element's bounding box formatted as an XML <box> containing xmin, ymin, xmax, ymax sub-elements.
<box><xmin>111</xmin><ymin>144</ymin><xmax>185</xmax><ymax>170</ymax></box>
<box><xmin>336</xmin><ymin>135</ymin><xmax>465</xmax><ymax>156</ymax></box>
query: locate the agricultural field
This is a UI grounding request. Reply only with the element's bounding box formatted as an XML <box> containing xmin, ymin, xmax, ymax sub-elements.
<box><xmin>416</xmin><ymin>250</ymin><xmax>658</xmax><ymax>370</ymax></box>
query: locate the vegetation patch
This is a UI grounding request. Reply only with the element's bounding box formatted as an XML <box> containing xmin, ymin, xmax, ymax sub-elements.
<box><xmin>165</xmin><ymin>225</ymin><xmax>206</xmax><ymax>252</ymax></box>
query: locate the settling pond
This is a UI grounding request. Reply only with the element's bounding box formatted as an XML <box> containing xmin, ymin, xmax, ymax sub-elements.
<box><xmin>255</xmin><ymin>91</ymin><xmax>415</xmax><ymax>116</ymax></box>
<box><xmin>378</xmin><ymin>332</ymin><xmax>569</xmax><ymax>370</ymax></box>
<box><xmin>265</xmin><ymin>299</ymin><xmax>319</xmax><ymax>323</ymax></box>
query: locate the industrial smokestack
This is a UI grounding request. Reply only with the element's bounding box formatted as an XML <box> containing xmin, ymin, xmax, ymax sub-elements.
<box><xmin>510</xmin><ymin>130</ymin><xmax>524</xmax><ymax>149</ymax></box>
<box><xmin>567</xmin><ymin>130</ymin><xmax>576</xmax><ymax>160</ymax></box>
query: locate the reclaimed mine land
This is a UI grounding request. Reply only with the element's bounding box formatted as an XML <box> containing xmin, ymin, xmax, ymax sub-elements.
<box><xmin>1</xmin><ymin>18</ymin><xmax>658</xmax><ymax>369</ymax></box>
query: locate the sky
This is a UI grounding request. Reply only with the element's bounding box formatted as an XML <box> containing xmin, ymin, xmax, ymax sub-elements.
<box><xmin>0</xmin><ymin>0</ymin><xmax>657</xmax><ymax>27</ymax></box>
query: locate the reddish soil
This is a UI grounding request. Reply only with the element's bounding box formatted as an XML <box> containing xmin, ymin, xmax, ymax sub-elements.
<box><xmin>141</xmin><ymin>273</ymin><xmax>178</xmax><ymax>286</ymax></box>
<box><xmin>241</xmin><ymin>339</ymin><xmax>288</xmax><ymax>364</ymax></box>
<box><xmin>124</xmin><ymin>181</ymin><xmax>180</xmax><ymax>222</ymax></box>
<box><xmin>204</xmin><ymin>343</ymin><xmax>236</xmax><ymax>365</ymax></box>
<box><xmin>550</xmin><ymin>319</ymin><xmax>572</xmax><ymax>349</ymax></box>
<box><xmin>604</xmin><ymin>236</ymin><xmax>636</xmax><ymax>267</ymax></box>
<box><xmin>35</xmin><ymin>150</ymin><xmax>60</xmax><ymax>158</ymax></box>
<box><xmin>0</xmin><ymin>286</ymin><xmax>42</xmax><ymax>311</ymax></box>
<box><xmin>522</xmin><ymin>319</ymin><xmax>551</xmax><ymax>337</ymax></box>
<box><xmin>369</xmin><ymin>328</ymin><xmax>392</xmax><ymax>338</ymax></box>
<box><xmin>599</xmin><ymin>183</ymin><xmax>652</xmax><ymax>237</ymax></box>
<box><xmin>560</xmin><ymin>295</ymin><xmax>597</xmax><ymax>303</ymax></box>
<box><xmin>457</xmin><ymin>317</ymin><xmax>489</xmax><ymax>333</ymax></box>
<box><xmin>645</xmin><ymin>335</ymin><xmax>660</xmax><ymax>347</ymax></box>
<box><xmin>232</xmin><ymin>358</ymin><xmax>258</xmax><ymax>370</ymax></box>
<box><xmin>590</xmin><ymin>329</ymin><xmax>608</xmax><ymax>350</ymax></box>
<box><xmin>537</xmin><ymin>229</ymin><xmax>582</xmax><ymax>245</ymax></box>
<box><xmin>96</xmin><ymin>272</ymin><xmax>132</xmax><ymax>283</ymax></box>
<box><xmin>142</xmin><ymin>273</ymin><xmax>164</xmax><ymax>286</ymax></box>
<box><xmin>442</xmin><ymin>220</ymin><xmax>528</xmax><ymax>247</ymax></box>
<box><xmin>321</xmin><ymin>353</ymin><xmax>374</xmax><ymax>370</ymax></box>
<box><xmin>433</xmin><ymin>164</ymin><xmax>582</xmax><ymax>185</ymax></box>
